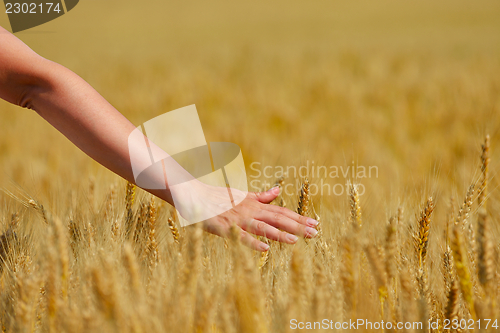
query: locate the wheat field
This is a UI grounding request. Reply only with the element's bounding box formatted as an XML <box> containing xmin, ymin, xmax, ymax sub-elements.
<box><xmin>1</xmin><ymin>0</ymin><xmax>500</xmax><ymax>332</ymax></box>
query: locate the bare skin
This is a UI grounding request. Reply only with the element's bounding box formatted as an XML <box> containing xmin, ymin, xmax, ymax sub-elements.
<box><xmin>0</xmin><ymin>26</ymin><xmax>318</xmax><ymax>251</ymax></box>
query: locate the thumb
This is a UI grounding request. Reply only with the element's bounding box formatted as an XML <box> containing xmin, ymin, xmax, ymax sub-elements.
<box><xmin>255</xmin><ymin>186</ymin><xmax>280</xmax><ymax>204</ymax></box>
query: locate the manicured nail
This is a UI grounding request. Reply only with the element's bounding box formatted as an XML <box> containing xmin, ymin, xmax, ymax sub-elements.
<box><xmin>270</xmin><ymin>186</ymin><xmax>280</xmax><ymax>194</ymax></box>
<box><xmin>305</xmin><ymin>227</ymin><xmax>318</xmax><ymax>237</ymax></box>
<box><xmin>260</xmin><ymin>243</ymin><xmax>270</xmax><ymax>251</ymax></box>
<box><xmin>306</xmin><ymin>218</ymin><xmax>319</xmax><ymax>227</ymax></box>
<box><xmin>286</xmin><ymin>233</ymin><xmax>298</xmax><ymax>243</ymax></box>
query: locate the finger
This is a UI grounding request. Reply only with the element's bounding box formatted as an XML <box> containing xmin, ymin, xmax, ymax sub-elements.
<box><xmin>255</xmin><ymin>210</ymin><xmax>318</xmax><ymax>238</ymax></box>
<box><xmin>240</xmin><ymin>219</ymin><xmax>298</xmax><ymax>244</ymax></box>
<box><xmin>252</xmin><ymin>186</ymin><xmax>280</xmax><ymax>204</ymax></box>
<box><xmin>204</xmin><ymin>222</ymin><xmax>269</xmax><ymax>251</ymax></box>
<box><xmin>239</xmin><ymin>230</ymin><xmax>270</xmax><ymax>252</ymax></box>
<box><xmin>265</xmin><ymin>204</ymin><xmax>319</xmax><ymax>228</ymax></box>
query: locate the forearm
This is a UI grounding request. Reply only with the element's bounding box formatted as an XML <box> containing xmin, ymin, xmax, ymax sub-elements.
<box><xmin>35</xmin><ymin>62</ymin><xmax>132</xmax><ymax>173</ymax></box>
<box><xmin>29</xmin><ymin>61</ymin><xmax>199</xmax><ymax>205</ymax></box>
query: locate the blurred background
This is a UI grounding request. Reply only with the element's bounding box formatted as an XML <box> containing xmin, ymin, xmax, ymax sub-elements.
<box><xmin>1</xmin><ymin>0</ymin><xmax>499</xmax><ymax>226</ymax></box>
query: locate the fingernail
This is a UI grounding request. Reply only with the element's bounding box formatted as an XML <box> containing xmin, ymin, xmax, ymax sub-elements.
<box><xmin>270</xmin><ymin>186</ymin><xmax>280</xmax><ymax>194</ymax></box>
<box><xmin>305</xmin><ymin>227</ymin><xmax>318</xmax><ymax>237</ymax></box>
<box><xmin>286</xmin><ymin>233</ymin><xmax>298</xmax><ymax>243</ymax></box>
<box><xmin>306</xmin><ymin>218</ymin><xmax>319</xmax><ymax>227</ymax></box>
<box><xmin>260</xmin><ymin>243</ymin><xmax>270</xmax><ymax>251</ymax></box>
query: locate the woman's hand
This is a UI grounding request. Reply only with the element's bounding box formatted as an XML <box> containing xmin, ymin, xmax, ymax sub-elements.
<box><xmin>172</xmin><ymin>181</ymin><xmax>319</xmax><ymax>251</ymax></box>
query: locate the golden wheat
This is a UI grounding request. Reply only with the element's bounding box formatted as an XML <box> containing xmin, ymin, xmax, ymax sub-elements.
<box><xmin>348</xmin><ymin>183</ymin><xmax>362</xmax><ymax>230</ymax></box>
<box><xmin>167</xmin><ymin>217</ymin><xmax>181</xmax><ymax>245</ymax></box>
<box><xmin>451</xmin><ymin>224</ymin><xmax>476</xmax><ymax>320</ymax></box>
<box><xmin>414</xmin><ymin>197</ymin><xmax>434</xmax><ymax>271</ymax></box>
<box><xmin>476</xmin><ymin>209</ymin><xmax>494</xmax><ymax>290</ymax></box>
<box><xmin>296</xmin><ymin>178</ymin><xmax>310</xmax><ymax>217</ymax></box>
<box><xmin>478</xmin><ymin>135</ymin><xmax>490</xmax><ymax>208</ymax></box>
<box><xmin>0</xmin><ymin>8</ymin><xmax>499</xmax><ymax>330</ymax></box>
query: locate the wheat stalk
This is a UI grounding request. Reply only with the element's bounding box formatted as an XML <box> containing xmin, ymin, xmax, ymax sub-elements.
<box><xmin>104</xmin><ymin>184</ymin><xmax>116</xmax><ymax>222</ymax></box>
<box><xmin>133</xmin><ymin>202</ymin><xmax>148</xmax><ymax>244</ymax></box>
<box><xmin>450</xmin><ymin>224</ymin><xmax>476</xmax><ymax>320</ymax></box>
<box><xmin>478</xmin><ymin>135</ymin><xmax>490</xmax><ymax>208</ymax></box>
<box><xmin>273</xmin><ymin>175</ymin><xmax>286</xmax><ymax>207</ymax></box>
<box><xmin>145</xmin><ymin>197</ymin><xmax>160</xmax><ymax>272</ymax></box>
<box><xmin>340</xmin><ymin>234</ymin><xmax>357</xmax><ymax>316</ymax></box>
<box><xmin>124</xmin><ymin>182</ymin><xmax>136</xmax><ymax>237</ymax></box>
<box><xmin>442</xmin><ymin>248</ymin><xmax>454</xmax><ymax>293</ymax></box>
<box><xmin>230</xmin><ymin>225</ymin><xmax>268</xmax><ymax>333</ymax></box>
<box><xmin>365</xmin><ymin>244</ymin><xmax>388</xmax><ymax>317</ymax></box>
<box><xmin>122</xmin><ymin>243</ymin><xmax>142</xmax><ymax>301</ymax></box>
<box><xmin>385</xmin><ymin>216</ymin><xmax>398</xmax><ymax>282</ymax></box>
<box><xmin>297</xmin><ymin>178</ymin><xmax>310</xmax><ymax>216</ymax></box>
<box><xmin>168</xmin><ymin>217</ymin><xmax>181</xmax><ymax>245</ymax></box>
<box><xmin>288</xmin><ymin>243</ymin><xmax>309</xmax><ymax>320</ymax></box>
<box><xmin>90</xmin><ymin>262</ymin><xmax>118</xmax><ymax>321</ymax></box>
<box><xmin>348</xmin><ymin>182</ymin><xmax>362</xmax><ymax>229</ymax></box>
<box><xmin>476</xmin><ymin>209</ymin><xmax>493</xmax><ymax>290</ymax></box>
<box><xmin>413</xmin><ymin>197</ymin><xmax>434</xmax><ymax>270</ymax></box>
<box><xmin>258</xmin><ymin>247</ymin><xmax>269</xmax><ymax>271</ymax></box>
<box><xmin>444</xmin><ymin>278</ymin><xmax>460</xmax><ymax>329</ymax></box>
<box><xmin>53</xmin><ymin>217</ymin><xmax>69</xmax><ymax>301</ymax></box>
<box><xmin>456</xmin><ymin>184</ymin><xmax>474</xmax><ymax>227</ymax></box>
<box><xmin>28</xmin><ymin>199</ymin><xmax>48</xmax><ymax>225</ymax></box>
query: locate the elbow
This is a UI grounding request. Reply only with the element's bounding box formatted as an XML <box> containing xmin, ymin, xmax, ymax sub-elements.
<box><xmin>1</xmin><ymin>73</ymin><xmax>49</xmax><ymax>112</ymax></box>
<box><xmin>17</xmin><ymin>85</ymin><xmax>37</xmax><ymax>111</ymax></box>
<box><xmin>0</xmin><ymin>75</ymin><xmax>43</xmax><ymax>111</ymax></box>
<box><xmin>14</xmin><ymin>71</ymin><xmax>54</xmax><ymax>113</ymax></box>
<box><xmin>5</xmin><ymin>57</ymin><xmax>55</xmax><ymax>112</ymax></box>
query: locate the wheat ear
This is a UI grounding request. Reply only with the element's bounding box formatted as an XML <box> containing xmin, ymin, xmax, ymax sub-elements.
<box><xmin>168</xmin><ymin>217</ymin><xmax>181</xmax><ymax>245</ymax></box>
<box><xmin>385</xmin><ymin>216</ymin><xmax>398</xmax><ymax>282</ymax></box>
<box><xmin>478</xmin><ymin>135</ymin><xmax>490</xmax><ymax>208</ymax></box>
<box><xmin>348</xmin><ymin>182</ymin><xmax>362</xmax><ymax>229</ymax></box>
<box><xmin>258</xmin><ymin>247</ymin><xmax>269</xmax><ymax>271</ymax></box>
<box><xmin>297</xmin><ymin>178</ymin><xmax>310</xmax><ymax>216</ymax></box>
<box><xmin>413</xmin><ymin>197</ymin><xmax>434</xmax><ymax>270</ymax></box>
<box><xmin>28</xmin><ymin>199</ymin><xmax>48</xmax><ymax>225</ymax></box>
<box><xmin>450</xmin><ymin>224</ymin><xmax>476</xmax><ymax>320</ymax></box>
<box><xmin>476</xmin><ymin>209</ymin><xmax>493</xmax><ymax>290</ymax></box>
<box><xmin>444</xmin><ymin>279</ymin><xmax>460</xmax><ymax>327</ymax></box>
<box><xmin>274</xmin><ymin>175</ymin><xmax>286</xmax><ymax>207</ymax></box>
<box><xmin>365</xmin><ymin>244</ymin><xmax>388</xmax><ymax>317</ymax></box>
<box><xmin>456</xmin><ymin>184</ymin><xmax>474</xmax><ymax>227</ymax></box>
<box><xmin>124</xmin><ymin>182</ymin><xmax>136</xmax><ymax>236</ymax></box>
<box><xmin>145</xmin><ymin>197</ymin><xmax>159</xmax><ymax>270</ymax></box>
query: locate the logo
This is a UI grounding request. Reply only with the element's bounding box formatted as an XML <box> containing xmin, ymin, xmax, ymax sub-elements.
<box><xmin>3</xmin><ymin>0</ymin><xmax>79</xmax><ymax>33</ymax></box>
<box><xmin>128</xmin><ymin>105</ymin><xmax>248</xmax><ymax>227</ymax></box>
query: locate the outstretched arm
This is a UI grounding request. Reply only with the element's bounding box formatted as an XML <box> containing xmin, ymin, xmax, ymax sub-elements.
<box><xmin>0</xmin><ymin>26</ymin><xmax>318</xmax><ymax>251</ymax></box>
<box><xmin>0</xmin><ymin>27</ymin><xmax>142</xmax><ymax>191</ymax></box>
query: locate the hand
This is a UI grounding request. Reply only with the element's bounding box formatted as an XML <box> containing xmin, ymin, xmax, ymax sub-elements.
<box><xmin>172</xmin><ymin>182</ymin><xmax>319</xmax><ymax>251</ymax></box>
